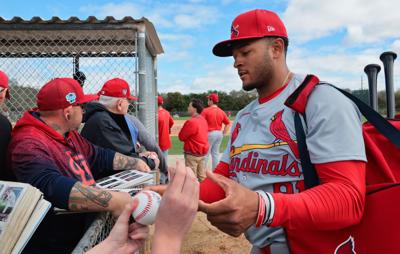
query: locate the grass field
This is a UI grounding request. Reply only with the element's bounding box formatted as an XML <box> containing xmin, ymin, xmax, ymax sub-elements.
<box><xmin>169</xmin><ymin>135</ymin><xmax>229</xmax><ymax>155</ymax></box>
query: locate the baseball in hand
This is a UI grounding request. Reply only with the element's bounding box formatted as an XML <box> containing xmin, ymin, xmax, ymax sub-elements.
<box><xmin>131</xmin><ymin>190</ymin><xmax>162</xmax><ymax>225</ymax></box>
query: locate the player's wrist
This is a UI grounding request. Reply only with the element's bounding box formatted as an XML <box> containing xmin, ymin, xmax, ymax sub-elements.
<box><xmin>255</xmin><ymin>190</ymin><xmax>274</xmax><ymax>227</ymax></box>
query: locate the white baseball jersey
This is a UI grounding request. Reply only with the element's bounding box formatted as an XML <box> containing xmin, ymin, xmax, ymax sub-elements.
<box><xmin>220</xmin><ymin>73</ymin><xmax>366</xmax><ymax>252</ymax></box>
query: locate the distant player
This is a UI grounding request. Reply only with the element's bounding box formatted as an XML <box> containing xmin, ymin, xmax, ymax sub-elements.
<box><xmin>178</xmin><ymin>99</ymin><xmax>209</xmax><ymax>182</ymax></box>
<box><xmin>157</xmin><ymin>95</ymin><xmax>174</xmax><ymax>159</ymax></box>
<box><xmin>201</xmin><ymin>93</ymin><xmax>231</xmax><ymax>170</ymax></box>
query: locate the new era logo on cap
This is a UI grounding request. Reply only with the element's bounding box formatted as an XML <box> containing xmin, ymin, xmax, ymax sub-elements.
<box><xmin>99</xmin><ymin>78</ymin><xmax>138</xmax><ymax>101</ymax></box>
<box><xmin>267</xmin><ymin>25</ymin><xmax>275</xmax><ymax>32</ymax></box>
<box><xmin>213</xmin><ymin>9</ymin><xmax>288</xmax><ymax>57</ymax></box>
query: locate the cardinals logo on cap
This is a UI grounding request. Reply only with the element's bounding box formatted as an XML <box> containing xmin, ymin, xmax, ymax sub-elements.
<box><xmin>270</xmin><ymin>110</ymin><xmax>299</xmax><ymax>159</ymax></box>
<box><xmin>65</xmin><ymin>92</ymin><xmax>77</xmax><ymax>104</ymax></box>
<box><xmin>334</xmin><ymin>236</ymin><xmax>357</xmax><ymax>254</ymax></box>
<box><xmin>231</xmin><ymin>24</ymin><xmax>239</xmax><ymax>37</ymax></box>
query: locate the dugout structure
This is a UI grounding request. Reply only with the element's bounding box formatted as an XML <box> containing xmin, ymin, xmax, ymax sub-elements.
<box><xmin>0</xmin><ymin>16</ymin><xmax>163</xmax><ymax>137</ymax></box>
<box><xmin>0</xmin><ymin>16</ymin><xmax>163</xmax><ymax>253</ymax></box>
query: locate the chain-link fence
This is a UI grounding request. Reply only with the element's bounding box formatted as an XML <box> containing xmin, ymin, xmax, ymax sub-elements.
<box><xmin>0</xmin><ymin>16</ymin><xmax>163</xmax><ymax>253</ymax></box>
<box><xmin>0</xmin><ymin>16</ymin><xmax>163</xmax><ymax>138</ymax></box>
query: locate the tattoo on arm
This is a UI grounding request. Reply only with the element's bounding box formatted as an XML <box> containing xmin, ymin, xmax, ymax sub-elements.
<box><xmin>69</xmin><ymin>182</ymin><xmax>112</xmax><ymax>211</ymax></box>
<box><xmin>113</xmin><ymin>152</ymin><xmax>139</xmax><ymax>170</ymax></box>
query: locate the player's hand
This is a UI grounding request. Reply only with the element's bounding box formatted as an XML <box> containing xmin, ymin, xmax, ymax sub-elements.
<box><xmin>87</xmin><ymin>199</ymin><xmax>149</xmax><ymax>254</ymax></box>
<box><xmin>198</xmin><ymin>171</ymin><xmax>259</xmax><ymax>237</ymax></box>
<box><xmin>144</xmin><ymin>184</ymin><xmax>167</xmax><ymax>196</ymax></box>
<box><xmin>152</xmin><ymin>160</ymin><xmax>199</xmax><ymax>253</ymax></box>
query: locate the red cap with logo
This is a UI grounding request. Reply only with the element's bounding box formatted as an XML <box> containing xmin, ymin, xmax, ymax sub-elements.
<box><xmin>157</xmin><ymin>95</ymin><xmax>164</xmax><ymax>105</ymax></box>
<box><xmin>37</xmin><ymin>78</ymin><xmax>98</xmax><ymax>111</ymax></box>
<box><xmin>0</xmin><ymin>71</ymin><xmax>10</xmax><ymax>99</ymax></box>
<box><xmin>207</xmin><ymin>93</ymin><xmax>219</xmax><ymax>103</ymax></box>
<box><xmin>98</xmin><ymin>78</ymin><xmax>137</xmax><ymax>101</ymax></box>
<box><xmin>213</xmin><ymin>9</ymin><xmax>287</xmax><ymax>57</ymax></box>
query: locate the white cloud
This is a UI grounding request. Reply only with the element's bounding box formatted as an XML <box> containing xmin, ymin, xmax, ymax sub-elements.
<box><xmin>159</xmin><ymin>64</ymin><xmax>242</xmax><ymax>94</ymax></box>
<box><xmin>159</xmin><ymin>33</ymin><xmax>195</xmax><ymax>49</ymax></box>
<box><xmin>287</xmin><ymin>46</ymin><xmax>400</xmax><ymax>91</ymax></box>
<box><xmin>79</xmin><ymin>3</ymin><xmax>143</xmax><ymax>19</ymax></box>
<box><xmin>79</xmin><ymin>2</ymin><xmax>219</xmax><ymax>30</ymax></box>
<box><xmin>284</xmin><ymin>0</ymin><xmax>400</xmax><ymax>44</ymax></box>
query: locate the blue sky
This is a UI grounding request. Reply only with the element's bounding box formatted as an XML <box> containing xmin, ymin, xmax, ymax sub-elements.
<box><xmin>2</xmin><ymin>0</ymin><xmax>400</xmax><ymax>93</ymax></box>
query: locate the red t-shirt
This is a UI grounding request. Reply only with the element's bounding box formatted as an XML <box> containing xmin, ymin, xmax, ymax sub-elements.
<box><xmin>178</xmin><ymin>115</ymin><xmax>209</xmax><ymax>156</ymax></box>
<box><xmin>158</xmin><ymin>108</ymin><xmax>174</xmax><ymax>151</ymax></box>
<box><xmin>201</xmin><ymin>106</ymin><xmax>230</xmax><ymax>131</ymax></box>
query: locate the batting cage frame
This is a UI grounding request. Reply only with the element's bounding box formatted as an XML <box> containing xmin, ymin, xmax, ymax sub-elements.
<box><xmin>0</xmin><ymin>16</ymin><xmax>163</xmax><ymax>253</ymax></box>
<box><xmin>0</xmin><ymin>16</ymin><xmax>163</xmax><ymax>138</ymax></box>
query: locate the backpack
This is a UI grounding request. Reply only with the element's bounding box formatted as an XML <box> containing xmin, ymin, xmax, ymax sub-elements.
<box><xmin>283</xmin><ymin>74</ymin><xmax>400</xmax><ymax>254</ymax></box>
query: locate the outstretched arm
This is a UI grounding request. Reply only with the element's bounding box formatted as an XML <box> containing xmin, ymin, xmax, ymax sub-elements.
<box><xmin>113</xmin><ymin>152</ymin><xmax>151</xmax><ymax>172</ymax></box>
<box><xmin>68</xmin><ymin>182</ymin><xmax>132</xmax><ymax>217</ymax></box>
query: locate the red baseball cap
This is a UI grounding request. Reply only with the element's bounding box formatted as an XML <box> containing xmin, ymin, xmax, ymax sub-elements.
<box><xmin>37</xmin><ymin>78</ymin><xmax>98</xmax><ymax>111</ymax></box>
<box><xmin>157</xmin><ymin>95</ymin><xmax>164</xmax><ymax>105</ymax></box>
<box><xmin>207</xmin><ymin>93</ymin><xmax>219</xmax><ymax>103</ymax></box>
<box><xmin>0</xmin><ymin>71</ymin><xmax>10</xmax><ymax>99</ymax></box>
<box><xmin>213</xmin><ymin>9</ymin><xmax>288</xmax><ymax>57</ymax></box>
<box><xmin>98</xmin><ymin>78</ymin><xmax>137</xmax><ymax>101</ymax></box>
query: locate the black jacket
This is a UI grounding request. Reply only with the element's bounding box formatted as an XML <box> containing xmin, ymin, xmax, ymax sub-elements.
<box><xmin>81</xmin><ymin>102</ymin><xmax>155</xmax><ymax>172</ymax></box>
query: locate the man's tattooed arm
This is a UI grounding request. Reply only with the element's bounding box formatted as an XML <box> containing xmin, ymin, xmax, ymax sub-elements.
<box><xmin>113</xmin><ymin>152</ymin><xmax>151</xmax><ymax>172</ymax></box>
<box><xmin>68</xmin><ymin>182</ymin><xmax>132</xmax><ymax>216</ymax></box>
<box><xmin>68</xmin><ymin>182</ymin><xmax>112</xmax><ymax>211</ymax></box>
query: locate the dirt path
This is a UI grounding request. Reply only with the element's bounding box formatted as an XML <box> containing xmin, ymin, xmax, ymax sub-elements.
<box><xmin>145</xmin><ymin>213</ymin><xmax>251</xmax><ymax>254</ymax></box>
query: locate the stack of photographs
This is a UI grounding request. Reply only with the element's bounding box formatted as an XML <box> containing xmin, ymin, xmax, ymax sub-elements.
<box><xmin>95</xmin><ymin>170</ymin><xmax>155</xmax><ymax>195</ymax></box>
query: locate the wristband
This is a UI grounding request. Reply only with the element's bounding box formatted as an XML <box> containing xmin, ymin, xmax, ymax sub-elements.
<box><xmin>255</xmin><ymin>192</ymin><xmax>265</xmax><ymax>227</ymax></box>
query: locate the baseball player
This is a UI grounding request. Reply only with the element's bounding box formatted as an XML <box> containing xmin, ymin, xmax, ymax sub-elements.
<box><xmin>178</xmin><ymin>99</ymin><xmax>209</xmax><ymax>182</ymax></box>
<box><xmin>196</xmin><ymin>9</ymin><xmax>367</xmax><ymax>254</ymax></box>
<box><xmin>157</xmin><ymin>95</ymin><xmax>174</xmax><ymax>159</ymax></box>
<box><xmin>202</xmin><ymin>93</ymin><xmax>231</xmax><ymax>170</ymax></box>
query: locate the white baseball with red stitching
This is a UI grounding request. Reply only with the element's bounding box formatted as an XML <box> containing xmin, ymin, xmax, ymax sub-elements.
<box><xmin>131</xmin><ymin>190</ymin><xmax>162</xmax><ymax>225</ymax></box>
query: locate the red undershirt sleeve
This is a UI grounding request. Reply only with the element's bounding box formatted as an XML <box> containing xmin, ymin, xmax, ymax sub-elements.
<box><xmin>199</xmin><ymin>161</ymin><xmax>229</xmax><ymax>203</ymax></box>
<box><xmin>270</xmin><ymin>160</ymin><xmax>366</xmax><ymax>230</ymax></box>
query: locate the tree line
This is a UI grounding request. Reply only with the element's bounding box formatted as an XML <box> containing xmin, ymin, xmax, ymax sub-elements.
<box><xmin>160</xmin><ymin>90</ymin><xmax>258</xmax><ymax>115</ymax></box>
<box><xmin>161</xmin><ymin>88</ymin><xmax>400</xmax><ymax>116</ymax></box>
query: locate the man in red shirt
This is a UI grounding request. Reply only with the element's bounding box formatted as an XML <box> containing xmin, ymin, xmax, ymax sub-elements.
<box><xmin>157</xmin><ymin>96</ymin><xmax>174</xmax><ymax>159</ymax></box>
<box><xmin>201</xmin><ymin>93</ymin><xmax>231</xmax><ymax>170</ymax></box>
<box><xmin>178</xmin><ymin>99</ymin><xmax>209</xmax><ymax>181</ymax></box>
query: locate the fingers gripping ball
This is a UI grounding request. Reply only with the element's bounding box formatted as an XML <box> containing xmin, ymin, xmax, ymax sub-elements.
<box><xmin>132</xmin><ymin>190</ymin><xmax>162</xmax><ymax>225</ymax></box>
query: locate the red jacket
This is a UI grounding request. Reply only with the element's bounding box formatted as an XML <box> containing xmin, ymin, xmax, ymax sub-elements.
<box><xmin>201</xmin><ymin>106</ymin><xmax>230</xmax><ymax>131</ymax></box>
<box><xmin>158</xmin><ymin>108</ymin><xmax>174</xmax><ymax>151</ymax></box>
<box><xmin>178</xmin><ymin>114</ymin><xmax>209</xmax><ymax>156</ymax></box>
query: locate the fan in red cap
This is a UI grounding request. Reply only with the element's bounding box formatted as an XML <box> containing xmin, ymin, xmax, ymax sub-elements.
<box><xmin>8</xmin><ymin>76</ymin><xmax>157</xmax><ymax>253</ymax></box>
<box><xmin>81</xmin><ymin>77</ymin><xmax>160</xmax><ymax>173</ymax></box>
<box><xmin>0</xmin><ymin>70</ymin><xmax>10</xmax><ymax>104</ymax></box>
